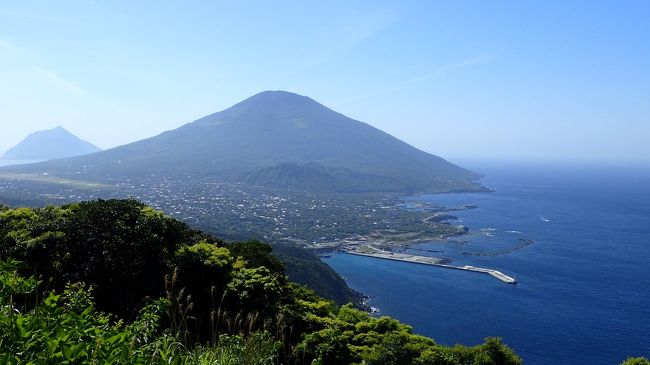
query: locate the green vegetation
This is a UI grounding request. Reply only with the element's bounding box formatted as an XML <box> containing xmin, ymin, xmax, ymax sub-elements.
<box><xmin>0</xmin><ymin>199</ymin><xmax>526</xmax><ymax>364</ymax></box>
<box><xmin>272</xmin><ymin>243</ymin><xmax>362</xmax><ymax>305</ymax></box>
<box><xmin>0</xmin><ymin>265</ymin><xmax>279</xmax><ymax>364</ymax></box>
<box><xmin>622</xmin><ymin>358</ymin><xmax>650</xmax><ymax>365</ymax></box>
<box><xmin>0</xmin><ymin>166</ymin><xmax>473</xmax><ymax>309</ymax></box>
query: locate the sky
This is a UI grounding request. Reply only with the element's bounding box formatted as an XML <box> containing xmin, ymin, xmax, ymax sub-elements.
<box><xmin>1</xmin><ymin>1</ymin><xmax>649</xmax><ymax>165</ymax></box>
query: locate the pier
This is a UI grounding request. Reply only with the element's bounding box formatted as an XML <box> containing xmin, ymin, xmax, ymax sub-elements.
<box><xmin>346</xmin><ymin>250</ymin><xmax>517</xmax><ymax>284</ymax></box>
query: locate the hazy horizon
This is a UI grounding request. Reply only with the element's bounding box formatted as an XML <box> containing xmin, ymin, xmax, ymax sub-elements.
<box><xmin>1</xmin><ymin>1</ymin><xmax>649</xmax><ymax>165</ymax></box>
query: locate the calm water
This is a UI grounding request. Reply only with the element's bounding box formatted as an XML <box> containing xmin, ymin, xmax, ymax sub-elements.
<box><xmin>324</xmin><ymin>163</ymin><xmax>650</xmax><ymax>365</ymax></box>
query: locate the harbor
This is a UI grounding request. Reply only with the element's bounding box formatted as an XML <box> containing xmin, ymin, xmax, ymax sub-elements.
<box><xmin>346</xmin><ymin>250</ymin><xmax>517</xmax><ymax>284</ymax></box>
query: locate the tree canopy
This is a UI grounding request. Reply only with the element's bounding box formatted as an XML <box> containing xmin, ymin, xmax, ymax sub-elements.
<box><xmin>0</xmin><ymin>199</ymin><xmax>529</xmax><ymax>364</ymax></box>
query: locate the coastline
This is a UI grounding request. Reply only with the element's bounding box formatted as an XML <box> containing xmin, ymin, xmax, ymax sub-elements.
<box><xmin>310</xmin><ymin>199</ymin><xmax>480</xmax><ymax>312</ymax></box>
<box><xmin>306</xmin><ymin>199</ymin><xmax>476</xmax><ymax>261</ymax></box>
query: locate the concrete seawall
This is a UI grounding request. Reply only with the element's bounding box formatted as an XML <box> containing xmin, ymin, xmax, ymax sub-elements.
<box><xmin>346</xmin><ymin>251</ymin><xmax>517</xmax><ymax>284</ymax></box>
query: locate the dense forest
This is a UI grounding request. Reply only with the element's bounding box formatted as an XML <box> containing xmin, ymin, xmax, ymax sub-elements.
<box><xmin>0</xmin><ymin>199</ymin><xmax>645</xmax><ymax>364</ymax></box>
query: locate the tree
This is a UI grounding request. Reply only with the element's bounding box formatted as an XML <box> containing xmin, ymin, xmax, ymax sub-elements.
<box><xmin>227</xmin><ymin>240</ymin><xmax>284</xmax><ymax>275</ymax></box>
<box><xmin>622</xmin><ymin>358</ymin><xmax>650</xmax><ymax>365</ymax></box>
<box><xmin>0</xmin><ymin>199</ymin><xmax>203</xmax><ymax>318</ymax></box>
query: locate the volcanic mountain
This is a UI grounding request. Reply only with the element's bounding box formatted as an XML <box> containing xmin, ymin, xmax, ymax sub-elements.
<box><xmin>2</xmin><ymin>126</ymin><xmax>101</xmax><ymax>161</ymax></box>
<box><xmin>3</xmin><ymin>91</ymin><xmax>484</xmax><ymax>193</ymax></box>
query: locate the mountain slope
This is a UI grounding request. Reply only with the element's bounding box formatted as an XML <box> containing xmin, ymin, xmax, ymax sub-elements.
<box><xmin>2</xmin><ymin>126</ymin><xmax>101</xmax><ymax>161</ymax></box>
<box><xmin>3</xmin><ymin>91</ymin><xmax>483</xmax><ymax>192</ymax></box>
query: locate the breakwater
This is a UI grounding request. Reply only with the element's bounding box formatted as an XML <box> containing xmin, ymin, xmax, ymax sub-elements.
<box><xmin>346</xmin><ymin>250</ymin><xmax>517</xmax><ymax>284</ymax></box>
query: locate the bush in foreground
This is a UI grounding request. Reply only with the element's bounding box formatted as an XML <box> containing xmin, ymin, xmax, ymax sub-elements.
<box><xmin>0</xmin><ymin>199</ymin><xmax>528</xmax><ymax>364</ymax></box>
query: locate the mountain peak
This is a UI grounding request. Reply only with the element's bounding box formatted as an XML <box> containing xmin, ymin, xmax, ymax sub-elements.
<box><xmin>3</xmin><ymin>93</ymin><xmax>483</xmax><ymax>193</ymax></box>
<box><xmin>235</xmin><ymin>90</ymin><xmax>322</xmax><ymax>110</ymax></box>
<box><xmin>251</xmin><ymin>90</ymin><xmax>307</xmax><ymax>99</ymax></box>
<box><xmin>194</xmin><ymin>90</ymin><xmax>333</xmax><ymax>127</ymax></box>
<box><xmin>2</xmin><ymin>126</ymin><xmax>101</xmax><ymax>161</ymax></box>
<box><xmin>43</xmin><ymin>126</ymin><xmax>73</xmax><ymax>136</ymax></box>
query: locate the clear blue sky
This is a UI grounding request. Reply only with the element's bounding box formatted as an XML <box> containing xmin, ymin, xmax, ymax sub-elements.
<box><xmin>1</xmin><ymin>1</ymin><xmax>649</xmax><ymax>165</ymax></box>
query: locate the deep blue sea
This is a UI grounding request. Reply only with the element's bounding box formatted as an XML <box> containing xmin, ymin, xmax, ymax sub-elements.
<box><xmin>324</xmin><ymin>163</ymin><xmax>650</xmax><ymax>365</ymax></box>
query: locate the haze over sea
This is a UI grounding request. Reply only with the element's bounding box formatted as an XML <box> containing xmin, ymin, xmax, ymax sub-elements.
<box><xmin>325</xmin><ymin>163</ymin><xmax>650</xmax><ymax>365</ymax></box>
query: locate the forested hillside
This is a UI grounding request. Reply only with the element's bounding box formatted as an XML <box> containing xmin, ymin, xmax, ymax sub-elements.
<box><xmin>0</xmin><ymin>199</ymin><xmax>524</xmax><ymax>364</ymax></box>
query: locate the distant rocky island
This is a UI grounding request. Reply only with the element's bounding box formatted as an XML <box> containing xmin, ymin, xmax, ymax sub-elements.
<box><xmin>1</xmin><ymin>126</ymin><xmax>101</xmax><ymax>161</ymax></box>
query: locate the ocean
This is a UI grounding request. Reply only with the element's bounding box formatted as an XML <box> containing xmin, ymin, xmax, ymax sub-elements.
<box><xmin>324</xmin><ymin>163</ymin><xmax>650</xmax><ymax>365</ymax></box>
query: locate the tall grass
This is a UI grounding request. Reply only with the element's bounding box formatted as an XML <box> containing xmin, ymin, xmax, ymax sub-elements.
<box><xmin>0</xmin><ymin>260</ymin><xmax>280</xmax><ymax>365</ymax></box>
